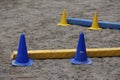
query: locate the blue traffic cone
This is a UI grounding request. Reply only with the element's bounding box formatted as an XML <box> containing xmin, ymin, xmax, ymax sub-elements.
<box><xmin>70</xmin><ymin>32</ymin><xmax>92</xmax><ymax>65</ymax></box>
<box><xmin>12</xmin><ymin>34</ymin><xmax>33</xmax><ymax>66</ymax></box>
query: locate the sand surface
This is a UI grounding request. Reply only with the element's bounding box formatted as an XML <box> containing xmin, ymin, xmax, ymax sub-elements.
<box><xmin>0</xmin><ymin>0</ymin><xmax>120</xmax><ymax>80</ymax></box>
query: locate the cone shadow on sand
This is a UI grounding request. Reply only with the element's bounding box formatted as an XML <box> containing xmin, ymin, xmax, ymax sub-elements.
<box><xmin>12</xmin><ymin>34</ymin><xmax>33</xmax><ymax>66</ymax></box>
<box><xmin>70</xmin><ymin>32</ymin><xmax>92</xmax><ymax>65</ymax></box>
<box><xmin>58</xmin><ymin>9</ymin><xmax>70</xmax><ymax>26</ymax></box>
<box><xmin>88</xmin><ymin>12</ymin><xmax>102</xmax><ymax>30</ymax></box>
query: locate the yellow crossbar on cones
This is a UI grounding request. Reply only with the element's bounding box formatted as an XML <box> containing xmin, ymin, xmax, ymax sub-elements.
<box><xmin>88</xmin><ymin>12</ymin><xmax>102</xmax><ymax>30</ymax></box>
<box><xmin>11</xmin><ymin>47</ymin><xmax>120</xmax><ymax>60</ymax></box>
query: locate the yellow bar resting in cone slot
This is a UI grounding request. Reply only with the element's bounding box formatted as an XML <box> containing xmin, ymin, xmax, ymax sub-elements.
<box><xmin>88</xmin><ymin>12</ymin><xmax>102</xmax><ymax>30</ymax></box>
<box><xmin>11</xmin><ymin>47</ymin><xmax>120</xmax><ymax>60</ymax></box>
<box><xmin>57</xmin><ymin>9</ymin><xmax>70</xmax><ymax>26</ymax></box>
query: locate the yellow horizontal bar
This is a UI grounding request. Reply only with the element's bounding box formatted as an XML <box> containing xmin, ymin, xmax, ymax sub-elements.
<box><xmin>11</xmin><ymin>47</ymin><xmax>120</xmax><ymax>59</ymax></box>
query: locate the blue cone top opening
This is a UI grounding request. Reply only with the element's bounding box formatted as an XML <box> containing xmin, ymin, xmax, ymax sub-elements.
<box><xmin>12</xmin><ymin>34</ymin><xmax>33</xmax><ymax>66</ymax></box>
<box><xmin>70</xmin><ymin>32</ymin><xmax>92</xmax><ymax>65</ymax></box>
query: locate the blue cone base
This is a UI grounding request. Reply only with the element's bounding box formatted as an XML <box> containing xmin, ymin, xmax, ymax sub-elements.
<box><xmin>70</xmin><ymin>58</ymin><xmax>92</xmax><ymax>65</ymax></box>
<box><xmin>12</xmin><ymin>59</ymin><xmax>33</xmax><ymax>66</ymax></box>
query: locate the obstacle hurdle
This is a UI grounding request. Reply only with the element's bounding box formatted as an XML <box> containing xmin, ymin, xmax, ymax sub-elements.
<box><xmin>11</xmin><ymin>47</ymin><xmax>120</xmax><ymax>60</ymax></box>
<box><xmin>57</xmin><ymin>10</ymin><xmax>120</xmax><ymax>30</ymax></box>
<box><xmin>11</xmin><ymin>10</ymin><xmax>120</xmax><ymax>61</ymax></box>
<box><xmin>67</xmin><ymin>18</ymin><xmax>120</xmax><ymax>30</ymax></box>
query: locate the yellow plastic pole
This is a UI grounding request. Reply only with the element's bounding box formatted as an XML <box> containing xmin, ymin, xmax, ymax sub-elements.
<box><xmin>11</xmin><ymin>47</ymin><xmax>120</xmax><ymax>59</ymax></box>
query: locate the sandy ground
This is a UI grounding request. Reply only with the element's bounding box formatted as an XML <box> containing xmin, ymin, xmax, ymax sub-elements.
<box><xmin>0</xmin><ymin>0</ymin><xmax>120</xmax><ymax>80</ymax></box>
